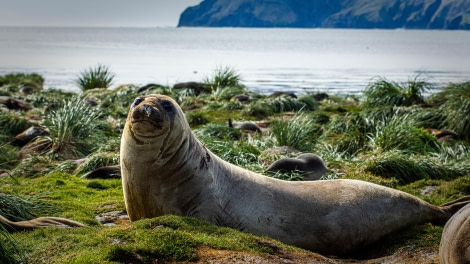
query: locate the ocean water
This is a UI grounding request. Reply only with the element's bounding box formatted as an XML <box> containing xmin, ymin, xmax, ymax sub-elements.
<box><xmin>0</xmin><ymin>26</ymin><xmax>469</xmax><ymax>95</ymax></box>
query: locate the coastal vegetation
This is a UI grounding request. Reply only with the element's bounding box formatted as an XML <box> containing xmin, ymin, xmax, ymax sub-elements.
<box><xmin>0</xmin><ymin>68</ymin><xmax>470</xmax><ymax>263</ymax></box>
<box><xmin>76</xmin><ymin>64</ymin><xmax>115</xmax><ymax>91</ymax></box>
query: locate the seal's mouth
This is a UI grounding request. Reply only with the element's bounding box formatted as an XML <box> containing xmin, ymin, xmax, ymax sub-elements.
<box><xmin>130</xmin><ymin>104</ymin><xmax>166</xmax><ymax>135</ymax></box>
<box><xmin>132</xmin><ymin>118</ymin><xmax>162</xmax><ymax>129</ymax></box>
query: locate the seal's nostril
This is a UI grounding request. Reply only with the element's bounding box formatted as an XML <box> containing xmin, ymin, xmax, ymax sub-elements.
<box><xmin>143</xmin><ymin>105</ymin><xmax>152</xmax><ymax>117</ymax></box>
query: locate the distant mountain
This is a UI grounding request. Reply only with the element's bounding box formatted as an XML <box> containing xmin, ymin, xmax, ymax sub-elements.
<box><xmin>178</xmin><ymin>0</ymin><xmax>470</xmax><ymax>29</ymax></box>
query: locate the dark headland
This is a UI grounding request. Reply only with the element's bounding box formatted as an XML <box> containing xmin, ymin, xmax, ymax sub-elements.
<box><xmin>178</xmin><ymin>0</ymin><xmax>470</xmax><ymax>29</ymax></box>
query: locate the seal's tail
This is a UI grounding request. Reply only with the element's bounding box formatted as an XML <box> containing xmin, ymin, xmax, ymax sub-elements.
<box><xmin>433</xmin><ymin>196</ymin><xmax>470</xmax><ymax>225</ymax></box>
<box><xmin>0</xmin><ymin>214</ymin><xmax>85</xmax><ymax>232</ymax></box>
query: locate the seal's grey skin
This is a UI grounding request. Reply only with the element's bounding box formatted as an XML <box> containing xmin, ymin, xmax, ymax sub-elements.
<box><xmin>439</xmin><ymin>203</ymin><xmax>470</xmax><ymax>264</ymax></box>
<box><xmin>120</xmin><ymin>94</ymin><xmax>470</xmax><ymax>256</ymax></box>
<box><xmin>266</xmin><ymin>153</ymin><xmax>328</xmax><ymax>180</ymax></box>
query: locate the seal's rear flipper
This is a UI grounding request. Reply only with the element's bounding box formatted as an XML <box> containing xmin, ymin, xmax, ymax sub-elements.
<box><xmin>0</xmin><ymin>214</ymin><xmax>85</xmax><ymax>233</ymax></box>
<box><xmin>433</xmin><ymin>196</ymin><xmax>470</xmax><ymax>225</ymax></box>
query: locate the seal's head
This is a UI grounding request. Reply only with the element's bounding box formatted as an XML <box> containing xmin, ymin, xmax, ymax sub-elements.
<box><xmin>122</xmin><ymin>94</ymin><xmax>191</xmax><ymax>165</ymax></box>
<box><xmin>129</xmin><ymin>95</ymin><xmax>173</xmax><ymax>137</ymax></box>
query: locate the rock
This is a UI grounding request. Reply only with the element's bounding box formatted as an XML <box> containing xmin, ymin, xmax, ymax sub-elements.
<box><xmin>81</xmin><ymin>165</ymin><xmax>121</xmax><ymax>179</ymax></box>
<box><xmin>425</xmin><ymin>128</ymin><xmax>459</xmax><ymax>143</ymax></box>
<box><xmin>228</xmin><ymin>119</ymin><xmax>262</xmax><ymax>133</ymax></box>
<box><xmin>18</xmin><ymin>138</ymin><xmax>51</xmax><ymax>159</ymax></box>
<box><xmin>95</xmin><ymin>210</ymin><xmax>129</xmax><ymax>226</ymax></box>
<box><xmin>232</xmin><ymin>94</ymin><xmax>250</xmax><ymax>102</ymax></box>
<box><xmin>267</xmin><ymin>91</ymin><xmax>297</xmax><ymax>99</ymax></box>
<box><xmin>138</xmin><ymin>83</ymin><xmax>164</xmax><ymax>93</ymax></box>
<box><xmin>173</xmin><ymin>82</ymin><xmax>210</xmax><ymax>96</ymax></box>
<box><xmin>313</xmin><ymin>92</ymin><xmax>329</xmax><ymax>101</ymax></box>
<box><xmin>0</xmin><ymin>96</ymin><xmax>33</xmax><ymax>111</ymax></box>
<box><xmin>10</xmin><ymin>126</ymin><xmax>49</xmax><ymax>147</ymax></box>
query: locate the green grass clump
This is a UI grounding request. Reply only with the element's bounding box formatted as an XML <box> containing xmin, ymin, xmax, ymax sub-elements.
<box><xmin>367</xmin><ymin>111</ymin><xmax>440</xmax><ymax>154</ymax></box>
<box><xmin>0</xmin><ymin>144</ymin><xmax>20</xmax><ymax>170</ymax></box>
<box><xmin>8</xmin><ymin>155</ymin><xmax>55</xmax><ymax>178</ymax></box>
<box><xmin>320</xmin><ymin>112</ymin><xmax>373</xmax><ymax>156</ymax></box>
<box><xmin>186</xmin><ymin>110</ymin><xmax>209</xmax><ymax>127</ymax></box>
<box><xmin>76</xmin><ymin>64</ymin><xmax>115</xmax><ymax>91</ymax></box>
<box><xmin>0</xmin><ymin>229</ymin><xmax>23</xmax><ymax>264</ymax></box>
<box><xmin>75</xmin><ymin>152</ymin><xmax>120</xmax><ymax>176</ymax></box>
<box><xmin>429</xmin><ymin>81</ymin><xmax>470</xmax><ymax>141</ymax></box>
<box><xmin>194</xmin><ymin>123</ymin><xmax>241</xmax><ymax>141</ymax></box>
<box><xmin>364</xmin><ymin>150</ymin><xmax>470</xmax><ymax>185</ymax></box>
<box><xmin>204</xmin><ymin>65</ymin><xmax>242</xmax><ymax>90</ymax></box>
<box><xmin>43</xmin><ymin>97</ymin><xmax>101</xmax><ymax>159</ymax></box>
<box><xmin>0</xmin><ymin>73</ymin><xmax>44</xmax><ymax>93</ymax></box>
<box><xmin>269</xmin><ymin>113</ymin><xmax>318</xmax><ymax>151</ymax></box>
<box><xmin>363</xmin><ymin>76</ymin><xmax>430</xmax><ymax>108</ymax></box>
<box><xmin>0</xmin><ymin>111</ymin><xmax>33</xmax><ymax>141</ymax></box>
<box><xmin>0</xmin><ymin>193</ymin><xmax>53</xmax><ymax>222</ymax></box>
<box><xmin>203</xmin><ymin>140</ymin><xmax>262</xmax><ymax>170</ymax></box>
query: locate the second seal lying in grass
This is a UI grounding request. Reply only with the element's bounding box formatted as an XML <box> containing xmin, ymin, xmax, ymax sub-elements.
<box><xmin>266</xmin><ymin>153</ymin><xmax>328</xmax><ymax>181</ymax></box>
<box><xmin>120</xmin><ymin>94</ymin><xmax>470</xmax><ymax>256</ymax></box>
<box><xmin>439</xmin><ymin>203</ymin><xmax>470</xmax><ymax>263</ymax></box>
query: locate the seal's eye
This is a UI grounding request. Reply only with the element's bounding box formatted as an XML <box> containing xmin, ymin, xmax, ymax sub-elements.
<box><xmin>160</xmin><ymin>100</ymin><xmax>173</xmax><ymax>112</ymax></box>
<box><xmin>132</xmin><ymin>97</ymin><xmax>144</xmax><ymax>108</ymax></box>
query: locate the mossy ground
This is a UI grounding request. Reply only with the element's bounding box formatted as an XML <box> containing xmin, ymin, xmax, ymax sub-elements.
<box><xmin>1</xmin><ymin>72</ymin><xmax>470</xmax><ymax>263</ymax></box>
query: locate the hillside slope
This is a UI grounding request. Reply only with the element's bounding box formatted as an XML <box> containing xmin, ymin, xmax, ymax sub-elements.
<box><xmin>178</xmin><ymin>0</ymin><xmax>470</xmax><ymax>29</ymax></box>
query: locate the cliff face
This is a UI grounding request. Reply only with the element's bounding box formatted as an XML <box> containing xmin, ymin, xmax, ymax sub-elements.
<box><xmin>178</xmin><ymin>0</ymin><xmax>470</xmax><ymax>29</ymax></box>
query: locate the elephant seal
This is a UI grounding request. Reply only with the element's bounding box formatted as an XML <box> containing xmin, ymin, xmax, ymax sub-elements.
<box><xmin>81</xmin><ymin>165</ymin><xmax>121</xmax><ymax>179</ymax></box>
<box><xmin>0</xmin><ymin>214</ymin><xmax>84</xmax><ymax>232</ymax></box>
<box><xmin>266</xmin><ymin>153</ymin><xmax>328</xmax><ymax>181</ymax></box>
<box><xmin>228</xmin><ymin>119</ymin><xmax>261</xmax><ymax>133</ymax></box>
<box><xmin>439</xmin><ymin>203</ymin><xmax>470</xmax><ymax>263</ymax></box>
<box><xmin>120</xmin><ymin>94</ymin><xmax>470</xmax><ymax>256</ymax></box>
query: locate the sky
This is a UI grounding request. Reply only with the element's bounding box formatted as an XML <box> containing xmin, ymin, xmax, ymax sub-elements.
<box><xmin>0</xmin><ymin>0</ymin><xmax>203</xmax><ymax>27</ymax></box>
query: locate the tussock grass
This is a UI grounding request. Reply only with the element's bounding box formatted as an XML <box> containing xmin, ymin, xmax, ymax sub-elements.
<box><xmin>0</xmin><ymin>111</ymin><xmax>32</xmax><ymax>141</ymax></box>
<box><xmin>186</xmin><ymin>111</ymin><xmax>209</xmax><ymax>127</ymax></box>
<box><xmin>364</xmin><ymin>150</ymin><xmax>470</xmax><ymax>185</ymax></box>
<box><xmin>9</xmin><ymin>155</ymin><xmax>55</xmax><ymax>178</ymax></box>
<box><xmin>269</xmin><ymin>112</ymin><xmax>318</xmax><ymax>151</ymax></box>
<box><xmin>205</xmin><ymin>140</ymin><xmax>262</xmax><ymax>170</ymax></box>
<box><xmin>367</xmin><ymin>111</ymin><xmax>440</xmax><ymax>154</ymax></box>
<box><xmin>204</xmin><ymin>65</ymin><xmax>242</xmax><ymax>90</ymax></box>
<box><xmin>268</xmin><ymin>171</ymin><xmax>306</xmax><ymax>181</ymax></box>
<box><xmin>76</xmin><ymin>64</ymin><xmax>115</xmax><ymax>91</ymax></box>
<box><xmin>194</xmin><ymin>123</ymin><xmax>241</xmax><ymax>141</ymax></box>
<box><xmin>268</xmin><ymin>96</ymin><xmax>309</xmax><ymax>113</ymax></box>
<box><xmin>43</xmin><ymin>97</ymin><xmax>101</xmax><ymax>158</ymax></box>
<box><xmin>0</xmin><ymin>229</ymin><xmax>23</xmax><ymax>264</ymax></box>
<box><xmin>0</xmin><ymin>143</ymin><xmax>20</xmax><ymax>170</ymax></box>
<box><xmin>320</xmin><ymin>112</ymin><xmax>373</xmax><ymax>156</ymax></box>
<box><xmin>0</xmin><ymin>73</ymin><xmax>44</xmax><ymax>93</ymax></box>
<box><xmin>363</xmin><ymin>76</ymin><xmax>430</xmax><ymax>107</ymax></box>
<box><xmin>430</xmin><ymin>81</ymin><xmax>470</xmax><ymax>141</ymax></box>
<box><xmin>75</xmin><ymin>152</ymin><xmax>120</xmax><ymax>176</ymax></box>
<box><xmin>0</xmin><ymin>193</ymin><xmax>53</xmax><ymax>222</ymax></box>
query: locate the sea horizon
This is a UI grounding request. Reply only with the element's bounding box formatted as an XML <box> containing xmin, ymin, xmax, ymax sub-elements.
<box><xmin>1</xmin><ymin>26</ymin><xmax>469</xmax><ymax>95</ymax></box>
